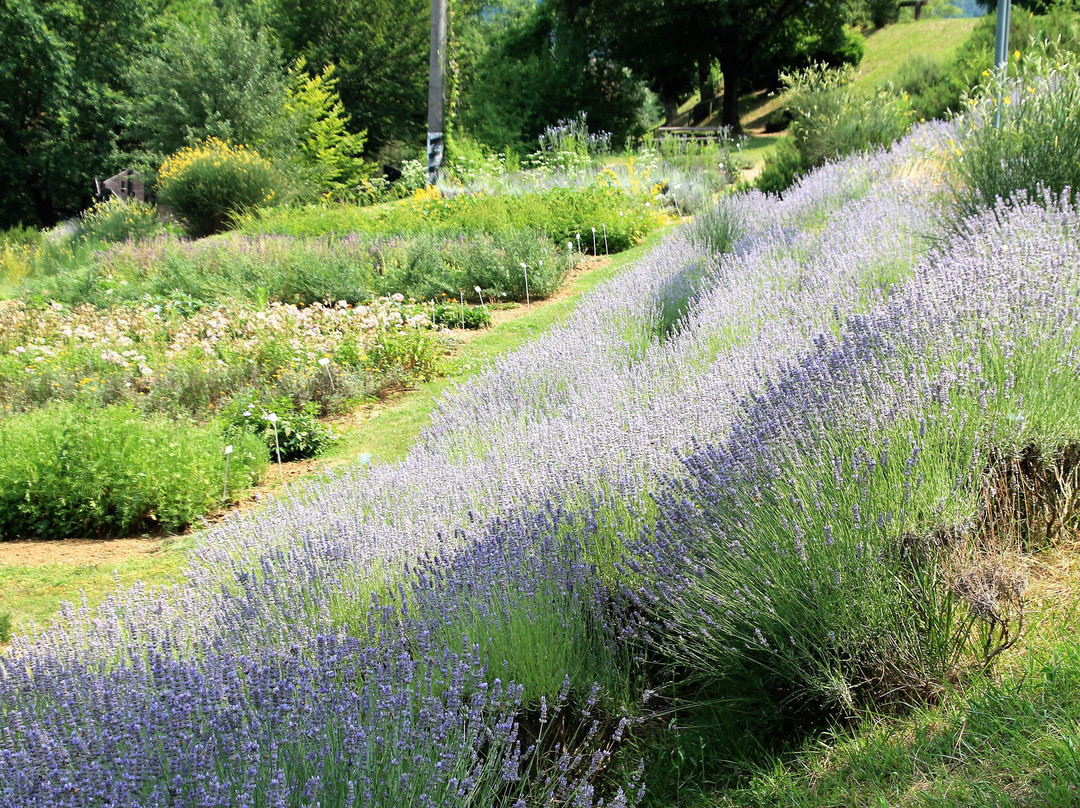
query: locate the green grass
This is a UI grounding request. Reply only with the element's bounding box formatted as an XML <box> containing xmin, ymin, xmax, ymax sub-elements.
<box><xmin>0</xmin><ymin>550</ymin><xmax>185</xmax><ymax>640</ymax></box>
<box><xmin>855</xmin><ymin>17</ymin><xmax>979</xmax><ymax>90</ymax></box>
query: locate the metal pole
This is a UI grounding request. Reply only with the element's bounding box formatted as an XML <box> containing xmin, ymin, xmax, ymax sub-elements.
<box><xmin>993</xmin><ymin>0</ymin><xmax>1011</xmax><ymax>128</ymax></box>
<box><xmin>427</xmin><ymin>0</ymin><xmax>447</xmax><ymax>185</ymax></box>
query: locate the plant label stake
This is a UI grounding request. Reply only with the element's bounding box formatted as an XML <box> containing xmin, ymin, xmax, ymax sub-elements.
<box><xmin>521</xmin><ymin>262</ymin><xmax>531</xmax><ymax>307</ymax></box>
<box><xmin>474</xmin><ymin>285</ymin><xmax>488</xmax><ymax>316</ymax></box>
<box><xmin>591</xmin><ymin>227</ymin><xmax>597</xmax><ymax>255</ymax></box>
<box><xmin>267</xmin><ymin>412</ymin><xmax>283</xmax><ymax>485</ymax></box>
<box><xmin>223</xmin><ymin>444</ymin><xmax>233</xmax><ymax>501</ymax></box>
<box><xmin>319</xmin><ymin>356</ymin><xmax>334</xmax><ymax>391</ymax></box>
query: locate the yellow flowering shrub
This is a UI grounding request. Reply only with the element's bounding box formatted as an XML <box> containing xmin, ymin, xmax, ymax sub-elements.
<box><xmin>157</xmin><ymin>138</ymin><xmax>279</xmax><ymax>237</ymax></box>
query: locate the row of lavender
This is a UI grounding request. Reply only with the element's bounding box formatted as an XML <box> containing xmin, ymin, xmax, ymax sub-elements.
<box><xmin>6</xmin><ymin>102</ymin><xmax>1079</xmax><ymax>803</ymax></box>
<box><xmin>0</xmin><ymin>125</ymin><xmax>947</xmax><ymax>804</ymax></box>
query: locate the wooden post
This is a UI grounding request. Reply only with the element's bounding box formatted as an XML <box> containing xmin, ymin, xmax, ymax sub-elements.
<box><xmin>427</xmin><ymin>0</ymin><xmax>447</xmax><ymax>185</ymax></box>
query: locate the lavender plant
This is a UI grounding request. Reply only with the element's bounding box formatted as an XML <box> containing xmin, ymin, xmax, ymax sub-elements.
<box><xmin>4</xmin><ymin>93</ymin><xmax>1077</xmax><ymax>804</ymax></box>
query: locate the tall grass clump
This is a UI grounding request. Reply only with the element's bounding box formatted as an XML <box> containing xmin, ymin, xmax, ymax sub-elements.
<box><xmin>157</xmin><ymin>138</ymin><xmax>280</xmax><ymax>237</ymax></box>
<box><xmin>947</xmin><ymin>46</ymin><xmax>1080</xmax><ymax>226</ymax></box>
<box><xmin>0</xmin><ymin>403</ymin><xmax>266</xmax><ymax>539</ymax></box>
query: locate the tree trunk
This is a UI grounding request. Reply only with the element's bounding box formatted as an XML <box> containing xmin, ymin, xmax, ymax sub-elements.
<box><xmin>718</xmin><ymin>50</ymin><xmax>743</xmax><ymax>134</ymax></box>
<box><xmin>661</xmin><ymin>86</ymin><xmax>679</xmax><ymax>125</ymax></box>
<box><xmin>697</xmin><ymin>59</ymin><xmax>714</xmax><ymax>104</ymax></box>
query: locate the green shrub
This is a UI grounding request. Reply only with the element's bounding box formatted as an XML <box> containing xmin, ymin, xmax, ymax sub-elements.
<box><xmin>0</xmin><ymin>403</ymin><xmax>266</xmax><ymax>540</ymax></box>
<box><xmin>0</xmin><ymin>611</ymin><xmax>10</xmax><ymax>643</ymax></box>
<box><xmin>433</xmin><ymin>301</ymin><xmax>491</xmax><ymax>329</ymax></box>
<box><xmin>948</xmin><ymin>49</ymin><xmax>1080</xmax><ymax>225</ymax></box>
<box><xmin>364</xmin><ymin>325</ymin><xmax>446</xmax><ymax>389</ymax></box>
<box><xmin>224</xmin><ymin>393</ymin><xmax>337</xmax><ymax>461</ymax></box>
<box><xmin>756</xmin><ymin>137</ymin><xmax>808</xmax><ymax>194</ymax></box>
<box><xmin>893</xmin><ymin>53</ymin><xmax>963</xmax><ymax>121</ymax></box>
<box><xmin>157</xmin><ymin>138</ymin><xmax>279</xmax><ymax>237</ymax></box>
<box><xmin>76</xmin><ymin>197</ymin><xmax>164</xmax><ymax>244</ymax></box>
<box><xmin>758</xmin><ymin>64</ymin><xmax>912</xmax><ymax>193</ymax></box>
<box><xmin>377</xmin><ymin>231</ymin><xmax>564</xmax><ymax>302</ymax></box>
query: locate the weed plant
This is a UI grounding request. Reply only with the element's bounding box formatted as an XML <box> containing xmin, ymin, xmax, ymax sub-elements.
<box><xmin>0</xmin><ymin>402</ymin><xmax>266</xmax><ymax>539</ymax></box>
<box><xmin>947</xmin><ymin>47</ymin><xmax>1080</xmax><ymax>226</ymax></box>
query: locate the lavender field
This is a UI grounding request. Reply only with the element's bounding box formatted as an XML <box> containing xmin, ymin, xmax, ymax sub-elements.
<box><xmin>4</xmin><ymin>65</ymin><xmax>1080</xmax><ymax>805</ymax></box>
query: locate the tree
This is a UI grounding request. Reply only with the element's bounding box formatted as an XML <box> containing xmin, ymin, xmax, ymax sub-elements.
<box><xmin>551</xmin><ymin>0</ymin><xmax>856</xmax><ymax>132</ymax></box>
<box><xmin>268</xmin><ymin>0</ymin><xmax>430</xmax><ymax>160</ymax></box>
<box><xmin>0</xmin><ymin>0</ymin><xmax>155</xmax><ymax>228</ymax></box>
<box><xmin>455</xmin><ymin>2</ymin><xmax>653</xmax><ymax>154</ymax></box>
<box><xmin>126</xmin><ymin>11</ymin><xmax>290</xmax><ymax>166</ymax></box>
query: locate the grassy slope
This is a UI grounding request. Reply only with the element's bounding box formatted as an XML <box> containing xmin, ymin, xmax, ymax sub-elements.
<box><xmin>854</xmin><ymin>17</ymin><xmax>979</xmax><ymax>90</ymax></box>
<box><xmin>0</xmin><ymin>232</ymin><xmax>666</xmax><ymax>640</ymax></box>
<box><xmin>735</xmin><ymin>16</ymin><xmax>979</xmax><ymax>176</ymax></box>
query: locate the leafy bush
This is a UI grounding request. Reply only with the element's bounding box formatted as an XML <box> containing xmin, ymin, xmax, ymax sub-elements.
<box><xmin>756</xmin><ymin>137</ymin><xmax>808</xmax><ymax>194</ymax></box>
<box><xmin>948</xmin><ymin>48</ymin><xmax>1080</xmax><ymax>224</ymax></box>
<box><xmin>0</xmin><ymin>403</ymin><xmax>266</xmax><ymax>540</ymax></box>
<box><xmin>433</xmin><ymin>301</ymin><xmax>492</xmax><ymax>329</ymax></box>
<box><xmin>76</xmin><ymin>198</ymin><xmax>164</xmax><ymax>244</ymax></box>
<box><xmin>224</xmin><ymin>393</ymin><xmax>337</xmax><ymax>461</ymax></box>
<box><xmin>157</xmin><ymin>138</ymin><xmax>279</xmax><ymax>237</ymax></box>
<box><xmin>378</xmin><ymin>231</ymin><xmax>564</xmax><ymax>302</ymax></box>
<box><xmin>892</xmin><ymin>53</ymin><xmax>963</xmax><ymax>122</ymax></box>
<box><xmin>0</xmin><ymin>611</ymin><xmax>9</xmax><ymax>644</ymax></box>
<box><xmin>127</xmin><ymin>12</ymin><xmax>290</xmax><ymax>167</ymax></box>
<box><xmin>758</xmin><ymin>64</ymin><xmax>912</xmax><ymax>193</ymax></box>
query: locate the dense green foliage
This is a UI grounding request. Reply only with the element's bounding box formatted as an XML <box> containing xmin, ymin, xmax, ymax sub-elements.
<box><xmin>0</xmin><ymin>0</ymin><xmax>156</xmax><ymax>228</ymax></box>
<box><xmin>0</xmin><ymin>403</ymin><xmax>266</xmax><ymax>540</ymax></box>
<box><xmin>455</xmin><ymin>3</ymin><xmax>654</xmax><ymax>155</ymax></box>
<box><xmin>551</xmin><ymin>0</ymin><xmax>858</xmax><ymax>129</ymax></box>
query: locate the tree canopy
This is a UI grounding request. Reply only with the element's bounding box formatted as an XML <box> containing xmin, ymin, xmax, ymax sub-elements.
<box><xmin>551</xmin><ymin>0</ymin><xmax>858</xmax><ymax>130</ymax></box>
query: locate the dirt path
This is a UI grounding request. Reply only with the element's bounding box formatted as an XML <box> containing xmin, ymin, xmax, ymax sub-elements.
<box><xmin>0</xmin><ymin>537</ymin><xmax>163</xmax><ymax>567</ymax></box>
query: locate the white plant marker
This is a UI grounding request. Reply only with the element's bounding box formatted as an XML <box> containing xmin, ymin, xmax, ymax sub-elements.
<box><xmin>319</xmin><ymin>356</ymin><xmax>334</xmax><ymax>391</ymax></box>
<box><xmin>474</xmin><ymin>285</ymin><xmax>488</xmax><ymax>316</ymax></box>
<box><xmin>223</xmin><ymin>444</ymin><xmax>233</xmax><ymax>501</ymax></box>
<box><xmin>521</xmin><ymin>262</ymin><xmax>531</xmax><ymax>307</ymax></box>
<box><xmin>591</xmin><ymin>227</ymin><xmax>597</xmax><ymax>255</ymax></box>
<box><xmin>267</xmin><ymin>412</ymin><xmax>283</xmax><ymax>485</ymax></box>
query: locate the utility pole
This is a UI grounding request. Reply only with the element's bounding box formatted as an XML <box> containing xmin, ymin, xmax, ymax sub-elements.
<box><xmin>427</xmin><ymin>0</ymin><xmax>447</xmax><ymax>185</ymax></box>
<box><xmin>993</xmin><ymin>0</ymin><xmax>1011</xmax><ymax>128</ymax></box>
